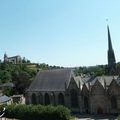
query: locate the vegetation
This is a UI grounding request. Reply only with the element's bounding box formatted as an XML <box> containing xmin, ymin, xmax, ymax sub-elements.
<box><xmin>0</xmin><ymin>62</ymin><xmax>36</xmax><ymax>95</ymax></box>
<box><xmin>118</xmin><ymin>116</ymin><xmax>120</xmax><ymax>120</ymax></box>
<box><xmin>70</xmin><ymin>116</ymin><xmax>75</xmax><ymax>120</ymax></box>
<box><xmin>0</xmin><ymin>59</ymin><xmax>64</xmax><ymax>95</ymax></box>
<box><xmin>3</xmin><ymin>88</ymin><xmax>13</xmax><ymax>97</ymax></box>
<box><xmin>3</xmin><ymin>104</ymin><xmax>70</xmax><ymax>120</ymax></box>
<box><xmin>74</xmin><ymin>62</ymin><xmax>120</xmax><ymax>76</ymax></box>
<box><xmin>1</xmin><ymin>56</ymin><xmax>120</xmax><ymax>95</ymax></box>
<box><xmin>74</xmin><ymin>65</ymin><xmax>107</xmax><ymax>76</ymax></box>
<box><xmin>37</xmin><ymin>63</ymin><xmax>64</xmax><ymax>70</ymax></box>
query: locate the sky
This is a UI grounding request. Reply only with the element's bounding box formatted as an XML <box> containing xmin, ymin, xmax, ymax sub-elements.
<box><xmin>0</xmin><ymin>0</ymin><xmax>120</xmax><ymax>67</ymax></box>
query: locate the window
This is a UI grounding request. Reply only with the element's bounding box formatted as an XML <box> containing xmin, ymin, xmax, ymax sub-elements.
<box><xmin>38</xmin><ymin>93</ymin><xmax>43</xmax><ymax>104</ymax></box>
<box><xmin>58</xmin><ymin>93</ymin><xmax>64</xmax><ymax>105</ymax></box>
<box><xmin>31</xmin><ymin>93</ymin><xmax>37</xmax><ymax>105</ymax></box>
<box><xmin>45</xmin><ymin>93</ymin><xmax>50</xmax><ymax>105</ymax></box>
<box><xmin>84</xmin><ymin>96</ymin><xmax>89</xmax><ymax>113</ymax></box>
<box><xmin>70</xmin><ymin>89</ymin><xmax>78</xmax><ymax>108</ymax></box>
<box><xmin>52</xmin><ymin>92</ymin><xmax>55</xmax><ymax>105</ymax></box>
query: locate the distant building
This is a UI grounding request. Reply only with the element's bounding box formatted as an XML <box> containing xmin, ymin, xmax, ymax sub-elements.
<box><xmin>4</xmin><ymin>53</ymin><xmax>21</xmax><ymax>64</ymax></box>
<box><xmin>26</xmin><ymin>26</ymin><xmax>120</xmax><ymax>115</ymax></box>
<box><xmin>11</xmin><ymin>95</ymin><xmax>25</xmax><ymax>104</ymax></box>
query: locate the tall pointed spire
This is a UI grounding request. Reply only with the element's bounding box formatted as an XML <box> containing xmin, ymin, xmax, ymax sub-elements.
<box><xmin>107</xmin><ymin>25</ymin><xmax>113</xmax><ymax>51</ymax></box>
<box><xmin>107</xmin><ymin>25</ymin><xmax>116</xmax><ymax>75</ymax></box>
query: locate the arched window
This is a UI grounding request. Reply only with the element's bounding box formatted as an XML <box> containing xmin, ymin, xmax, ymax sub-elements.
<box><xmin>58</xmin><ymin>93</ymin><xmax>64</xmax><ymax>105</ymax></box>
<box><xmin>111</xmin><ymin>96</ymin><xmax>117</xmax><ymax>109</ymax></box>
<box><xmin>45</xmin><ymin>93</ymin><xmax>50</xmax><ymax>105</ymax></box>
<box><xmin>51</xmin><ymin>92</ymin><xmax>55</xmax><ymax>105</ymax></box>
<box><xmin>31</xmin><ymin>93</ymin><xmax>37</xmax><ymax>105</ymax></box>
<box><xmin>38</xmin><ymin>93</ymin><xmax>43</xmax><ymax>104</ymax></box>
<box><xmin>70</xmin><ymin>89</ymin><xmax>78</xmax><ymax>108</ymax></box>
<box><xmin>26</xmin><ymin>94</ymin><xmax>29</xmax><ymax>104</ymax></box>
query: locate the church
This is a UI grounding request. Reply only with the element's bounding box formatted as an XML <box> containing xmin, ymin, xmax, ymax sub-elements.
<box><xmin>26</xmin><ymin>26</ymin><xmax>120</xmax><ymax>115</ymax></box>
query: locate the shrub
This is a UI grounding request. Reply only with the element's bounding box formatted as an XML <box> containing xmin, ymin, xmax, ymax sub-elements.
<box><xmin>2</xmin><ymin>104</ymin><xmax>70</xmax><ymax>120</ymax></box>
<box><xmin>118</xmin><ymin>115</ymin><xmax>120</xmax><ymax>120</ymax></box>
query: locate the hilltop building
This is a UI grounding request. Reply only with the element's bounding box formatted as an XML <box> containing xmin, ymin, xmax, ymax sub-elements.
<box><xmin>4</xmin><ymin>53</ymin><xmax>21</xmax><ymax>64</ymax></box>
<box><xmin>26</xmin><ymin>26</ymin><xmax>120</xmax><ymax>115</ymax></box>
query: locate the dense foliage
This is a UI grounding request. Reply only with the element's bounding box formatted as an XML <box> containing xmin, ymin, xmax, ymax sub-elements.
<box><xmin>3</xmin><ymin>104</ymin><xmax>70</xmax><ymax>120</ymax></box>
<box><xmin>74</xmin><ymin>63</ymin><xmax>120</xmax><ymax>76</ymax></box>
<box><xmin>0</xmin><ymin>61</ymin><xmax>64</xmax><ymax>95</ymax></box>
<box><xmin>0</xmin><ymin>62</ymin><xmax>36</xmax><ymax>94</ymax></box>
<box><xmin>74</xmin><ymin>65</ymin><xmax>108</xmax><ymax>76</ymax></box>
<box><xmin>37</xmin><ymin>63</ymin><xmax>64</xmax><ymax>70</ymax></box>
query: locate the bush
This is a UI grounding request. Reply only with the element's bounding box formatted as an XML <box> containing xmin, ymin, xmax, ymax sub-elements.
<box><xmin>3</xmin><ymin>104</ymin><xmax>70</xmax><ymax>120</ymax></box>
<box><xmin>118</xmin><ymin>115</ymin><xmax>120</xmax><ymax>120</ymax></box>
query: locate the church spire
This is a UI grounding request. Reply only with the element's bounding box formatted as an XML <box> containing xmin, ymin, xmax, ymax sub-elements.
<box><xmin>107</xmin><ymin>25</ymin><xmax>113</xmax><ymax>51</ymax></box>
<box><xmin>107</xmin><ymin>25</ymin><xmax>116</xmax><ymax>75</ymax></box>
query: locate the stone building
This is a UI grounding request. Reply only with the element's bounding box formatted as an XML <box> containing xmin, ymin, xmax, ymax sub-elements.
<box><xmin>26</xmin><ymin>26</ymin><xmax>120</xmax><ymax>114</ymax></box>
<box><xmin>4</xmin><ymin>53</ymin><xmax>21</xmax><ymax>64</ymax></box>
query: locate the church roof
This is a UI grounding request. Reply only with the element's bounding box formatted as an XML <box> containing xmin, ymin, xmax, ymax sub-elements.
<box><xmin>88</xmin><ymin>75</ymin><xmax>118</xmax><ymax>88</ymax></box>
<box><xmin>74</xmin><ymin>76</ymin><xmax>81</xmax><ymax>87</ymax></box>
<box><xmin>27</xmin><ymin>68</ymin><xmax>73</xmax><ymax>92</ymax></box>
<box><xmin>77</xmin><ymin>75</ymin><xmax>119</xmax><ymax>90</ymax></box>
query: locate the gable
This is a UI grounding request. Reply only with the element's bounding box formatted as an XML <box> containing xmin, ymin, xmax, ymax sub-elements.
<box><xmin>82</xmin><ymin>84</ymin><xmax>89</xmax><ymax>95</ymax></box>
<box><xmin>67</xmin><ymin>77</ymin><xmax>78</xmax><ymax>90</ymax></box>
<box><xmin>91</xmin><ymin>80</ymin><xmax>105</xmax><ymax>95</ymax></box>
<box><xmin>108</xmin><ymin>79</ymin><xmax>120</xmax><ymax>95</ymax></box>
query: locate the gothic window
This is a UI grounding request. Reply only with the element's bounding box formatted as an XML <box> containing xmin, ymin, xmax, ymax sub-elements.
<box><xmin>84</xmin><ymin>96</ymin><xmax>89</xmax><ymax>113</ymax></box>
<box><xmin>26</xmin><ymin>94</ymin><xmax>29</xmax><ymax>104</ymax></box>
<box><xmin>70</xmin><ymin>89</ymin><xmax>78</xmax><ymax>108</ymax></box>
<box><xmin>52</xmin><ymin>92</ymin><xmax>55</xmax><ymax>105</ymax></box>
<box><xmin>31</xmin><ymin>93</ymin><xmax>37</xmax><ymax>105</ymax></box>
<box><xmin>38</xmin><ymin>93</ymin><xmax>43</xmax><ymax>104</ymax></box>
<box><xmin>111</xmin><ymin>96</ymin><xmax>117</xmax><ymax>109</ymax></box>
<box><xmin>58</xmin><ymin>93</ymin><xmax>64</xmax><ymax>105</ymax></box>
<box><xmin>45</xmin><ymin>93</ymin><xmax>50</xmax><ymax>105</ymax></box>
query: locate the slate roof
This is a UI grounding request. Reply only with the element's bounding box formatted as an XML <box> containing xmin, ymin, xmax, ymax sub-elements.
<box><xmin>0</xmin><ymin>95</ymin><xmax>11</xmax><ymax>103</ymax></box>
<box><xmin>27</xmin><ymin>68</ymin><xmax>120</xmax><ymax>92</ymax></box>
<box><xmin>77</xmin><ymin>75</ymin><xmax>119</xmax><ymax>89</ymax></box>
<box><xmin>74</xmin><ymin>76</ymin><xmax>81</xmax><ymax>87</ymax></box>
<box><xmin>87</xmin><ymin>75</ymin><xmax>118</xmax><ymax>88</ymax></box>
<box><xmin>28</xmin><ymin>69</ymin><xmax>73</xmax><ymax>92</ymax></box>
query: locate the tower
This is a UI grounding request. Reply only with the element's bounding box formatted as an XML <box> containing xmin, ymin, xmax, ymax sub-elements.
<box><xmin>107</xmin><ymin>25</ymin><xmax>116</xmax><ymax>75</ymax></box>
<box><xmin>4</xmin><ymin>52</ymin><xmax>8</xmax><ymax>63</ymax></box>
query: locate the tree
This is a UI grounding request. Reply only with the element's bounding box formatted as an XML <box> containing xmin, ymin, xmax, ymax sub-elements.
<box><xmin>3</xmin><ymin>88</ymin><xmax>13</xmax><ymax>96</ymax></box>
<box><xmin>13</xmin><ymin>71</ymin><xmax>31</xmax><ymax>94</ymax></box>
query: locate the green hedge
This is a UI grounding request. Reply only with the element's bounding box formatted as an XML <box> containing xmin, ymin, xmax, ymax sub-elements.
<box><xmin>118</xmin><ymin>116</ymin><xmax>120</xmax><ymax>120</ymax></box>
<box><xmin>3</xmin><ymin>104</ymin><xmax>70</xmax><ymax>120</ymax></box>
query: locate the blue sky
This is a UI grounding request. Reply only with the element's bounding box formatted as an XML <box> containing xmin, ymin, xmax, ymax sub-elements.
<box><xmin>0</xmin><ymin>0</ymin><xmax>120</xmax><ymax>67</ymax></box>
